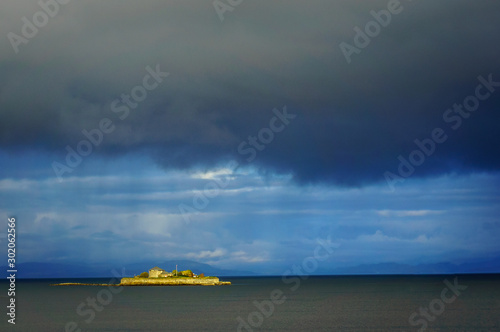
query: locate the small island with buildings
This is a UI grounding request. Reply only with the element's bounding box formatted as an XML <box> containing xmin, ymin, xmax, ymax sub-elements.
<box><xmin>120</xmin><ymin>266</ymin><xmax>231</xmax><ymax>286</ymax></box>
<box><xmin>52</xmin><ymin>266</ymin><xmax>231</xmax><ymax>286</ymax></box>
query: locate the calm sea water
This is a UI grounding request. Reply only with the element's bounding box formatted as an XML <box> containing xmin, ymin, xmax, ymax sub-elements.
<box><xmin>1</xmin><ymin>274</ymin><xmax>499</xmax><ymax>331</ymax></box>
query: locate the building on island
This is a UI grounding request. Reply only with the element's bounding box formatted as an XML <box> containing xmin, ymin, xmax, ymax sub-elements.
<box><xmin>148</xmin><ymin>266</ymin><xmax>198</xmax><ymax>278</ymax></box>
<box><xmin>149</xmin><ymin>266</ymin><xmax>165</xmax><ymax>278</ymax></box>
<box><xmin>160</xmin><ymin>272</ymin><xmax>174</xmax><ymax>277</ymax></box>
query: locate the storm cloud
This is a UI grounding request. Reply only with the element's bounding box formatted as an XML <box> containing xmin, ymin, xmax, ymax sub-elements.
<box><xmin>1</xmin><ymin>0</ymin><xmax>500</xmax><ymax>186</ymax></box>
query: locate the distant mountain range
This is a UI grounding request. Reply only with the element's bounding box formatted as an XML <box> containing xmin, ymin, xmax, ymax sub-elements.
<box><xmin>1</xmin><ymin>257</ymin><xmax>499</xmax><ymax>279</ymax></box>
<box><xmin>0</xmin><ymin>259</ymin><xmax>257</xmax><ymax>279</ymax></box>
<box><xmin>325</xmin><ymin>257</ymin><xmax>500</xmax><ymax>275</ymax></box>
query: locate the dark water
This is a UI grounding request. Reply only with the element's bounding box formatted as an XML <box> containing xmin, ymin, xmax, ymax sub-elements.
<box><xmin>1</xmin><ymin>274</ymin><xmax>499</xmax><ymax>331</ymax></box>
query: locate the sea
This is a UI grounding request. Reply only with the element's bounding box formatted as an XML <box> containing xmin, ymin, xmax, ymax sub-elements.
<box><xmin>1</xmin><ymin>274</ymin><xmax>499</xmax><ymax>331</ymax></box>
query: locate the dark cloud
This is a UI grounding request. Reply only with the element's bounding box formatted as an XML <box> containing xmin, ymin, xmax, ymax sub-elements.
<box><xmin>1</xmin><ymin>0</ymin><xmax>499</xmax><ymax>186</ymax></box>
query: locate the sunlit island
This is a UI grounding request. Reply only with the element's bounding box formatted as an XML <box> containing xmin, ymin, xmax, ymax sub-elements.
<box><xmin>52</xmin><ymin>266</ymin><xmax>231</xmax><ymax>286</ymax></box>
<box><xmin>121</xmin><ymin>266</ymin><xmax>231</xmax><ymax>286</ymax></box>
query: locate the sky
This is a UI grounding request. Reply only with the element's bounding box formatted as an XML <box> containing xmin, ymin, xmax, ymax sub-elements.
<box><xmin>0</xmin><ymin>0</ymin><xmax>499</xmax><ymax>276</ymax></box>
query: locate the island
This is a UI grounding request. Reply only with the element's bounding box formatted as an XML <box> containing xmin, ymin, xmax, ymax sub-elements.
<box><xmin>51</xmin><ymin>266</ymin><xmax>231</xmax><ymax>286</ymax></box>
<box><xmin>121</xmin><ymin>266</ymin><xmax>231</xmax><ymax>286</ymax></box>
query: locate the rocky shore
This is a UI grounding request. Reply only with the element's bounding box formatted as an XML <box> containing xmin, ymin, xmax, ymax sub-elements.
<box><xmin>52</xmin><ymin>277</ymin><xmax>231</xmax><ymax>286</ymax></box>
<box><xmin>119</xmin><ymin>277</ymin><xmax>231</xmax><ymax>286</ymax></box>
